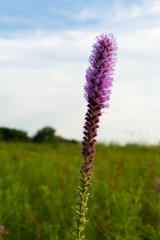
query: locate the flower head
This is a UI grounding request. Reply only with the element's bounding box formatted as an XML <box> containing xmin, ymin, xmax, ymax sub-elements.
<box><xmin>82</xmin><ymin>34</ymin><xmax>117</xmax><ymax>175</ymax></box>
<box><xmin>0</xmin><ymin>225</ymin><xmax>9</xmax><ymax>236</ymax></box>
<box><xmin>85</xmin><ymin>33</ymin><xmax>117</xmax><ymax>109</ymax></box>
<box><xmin>0</xmin><ymin>226</ymin><xmax>4</xmax><ymax>233</ymax></box>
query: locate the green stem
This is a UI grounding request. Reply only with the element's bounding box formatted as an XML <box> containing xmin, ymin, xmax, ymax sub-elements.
<box><xmin>74</xmin><ymin>171</ymin><xmax>90</xmax><ymax>240</ymax></box>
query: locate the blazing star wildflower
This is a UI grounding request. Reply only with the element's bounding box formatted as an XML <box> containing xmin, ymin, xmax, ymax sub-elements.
<box><xmin>74</xmin><ymin>34</ymin><xmax>117</xmax><ymax>240</ymax></box>
<box><xmin>0</xmin><ymin>225</ymin><xmax>9</xmax><ymax>238</ymax></box>
<box><xmin>0</xmin><ymin>226</ymin><xmax>4</xmax><ymax>233</ymax></box>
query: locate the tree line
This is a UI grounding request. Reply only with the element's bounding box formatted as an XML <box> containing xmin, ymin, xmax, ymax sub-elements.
<box><xmin>0</xmin><ymin>126</ymin><xmax>78</xmax><ymax>144</ymax></box>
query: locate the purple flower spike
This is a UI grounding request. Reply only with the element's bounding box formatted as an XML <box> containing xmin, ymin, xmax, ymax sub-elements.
<box><xmin>74</xmin><ymin>33</ymin><xmax>117</xmax><ymax>240</ymax></box>
<box><xmin>85</xmin><ymin>33</ymin><xmax>117</xmax><ymax>110</ymax></box>
<box><xmin>82</xmin><ymin>34</ymin><xmax>117</xmax><ymax>175</ymax></box>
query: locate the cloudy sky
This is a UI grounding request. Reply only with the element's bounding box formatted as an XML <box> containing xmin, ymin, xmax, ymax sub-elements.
<box><xmin>0</xmin><ymin>0</ymin><xmax>160</xmax><ymax>144</ymax></box>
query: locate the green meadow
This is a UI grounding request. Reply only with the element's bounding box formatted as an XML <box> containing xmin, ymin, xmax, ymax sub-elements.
<box><xmin>0</xmin><ymin>143</ymin><xmax>160</xmax><ymax>240</ymax></box>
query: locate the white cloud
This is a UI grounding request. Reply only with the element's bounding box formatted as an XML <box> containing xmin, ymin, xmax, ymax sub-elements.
<box><xmin>120</xmin><ymin>30</ymin><xmax>156</xmax><ymax>50</ymax></box>
<box><xmin>113</xmin><ymin>0</ymin><xmax>160</xmax><ymax>21</ymax></box>
<box><xmin>50</xmin><ymin>7</ymin><xmax>99</xmax><ymax>23</ymax></box>
<box><xmin>0</xmin><ymin>15</ymin><xmax>33</xmax><ymax>25</ymax></box>
<box><xmin>0</xmin><ymin>30</ymin><xmax>96</xmax><ymax>66</ymax></box>
<box><xmin>148</xmin><ymin>0</ymin><xmax>160</xmax><ymax>14</ymax></box>
<box><xmin>0</xmin><ymin>30</ymin><xmax>94</xmax><ymax>137</ymax></box>
<box><xmin>76</xmin><ymin>8</ymin><xmax>99</xmax><ymax>21</ymax></box>
<box><xmin>113</xmin><ymin>4</ymin><xmax>141</xmax><ymax>21</ymax></box>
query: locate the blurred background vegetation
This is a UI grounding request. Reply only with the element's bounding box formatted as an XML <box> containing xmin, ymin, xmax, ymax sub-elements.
<box><xmin>0</xmin><ymin>126</ymin><xmax>78</xmax><ymax>144</ymax></box>
<box><xmin>0</xmin><ymin>141</ymin><xmax>160</xmax><ymax>239</ymax></box>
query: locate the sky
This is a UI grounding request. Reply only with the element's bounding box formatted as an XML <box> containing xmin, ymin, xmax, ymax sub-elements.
<box><xmin>0</xmin><ymin>0</ymin><xmax>160</xmax><ymax>145</ymax></box>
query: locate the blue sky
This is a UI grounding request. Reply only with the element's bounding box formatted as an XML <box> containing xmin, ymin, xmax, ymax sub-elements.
<box><xmin>1</xmin><ymin>0</ymin><xmax>160</xmax><ymax>144</ymax></box>
<box><xmin>0</xmin><ymin>0</ymin><xmax>112</xmax><ymax>31</ymax></box>
<box><xmin>0</xmin><ymin>0</ymin><xmax>156</xmax><ymax>32</ymax></box>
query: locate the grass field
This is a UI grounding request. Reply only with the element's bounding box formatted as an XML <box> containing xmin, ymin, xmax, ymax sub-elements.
<box><xmin>0</xmin><ymin>142</ymin><xmax>160</xmax><ymax>240</ymax></box>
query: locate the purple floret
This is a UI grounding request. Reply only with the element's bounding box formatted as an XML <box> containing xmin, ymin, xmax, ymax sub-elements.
<box><xmin>84</xmin><ymin>34</ymin><xmax>117</xmax><ymax>109</ymax></box>
<box><xmin>81</xmin><ymin>33</ymin><xmax>117</xmax><ymax>179</ymax></box>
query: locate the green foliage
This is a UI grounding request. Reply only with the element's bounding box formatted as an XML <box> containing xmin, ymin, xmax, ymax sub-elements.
<box><xmin>0</xmin><ymin>127</ymin><xmax>30</xmax><ymax>142</ymax></box>
<box><xmin>0</xmin><ymin>126</ymin><xmax>79</xmax><ymax>144</ymax></box>
<box><xmin>32</xmin><ymin>127</ymin><xmax>79</xmax><ymax>144</ymax></box>
<box><xmin>0</xmin><ymin>143</ymin><xmax>160</xmax><ymax>239</ymax></box>
<box><xmin>32</xmin><ymin>126</ymin><xmax>56</xmax><ymax>143</ymax></box>
<box><xmin>74</xmin><ymin>172</ymin><xmax>90</xmax><ymax>240</ymax></box>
